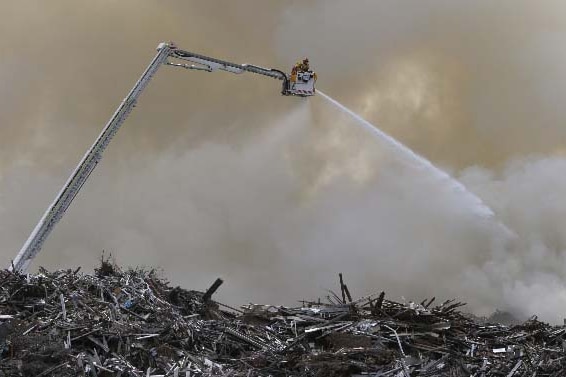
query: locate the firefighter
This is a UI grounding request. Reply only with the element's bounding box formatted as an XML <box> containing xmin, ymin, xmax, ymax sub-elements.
<box><xmin>291</xmin><ymin>60</ymin><xmax>300</xmax><ymax>72</ymax></box>
<box><xmin>292</xmin><ymin>58</ymin><xmax>310</xmax><ymax>74</ymax></box>
<box><xmin>301</xmin><ymin>58</ymin><xmax>310</xmax><ymax>72</ymax></box>
<box><xmin>290</xmin><ymin>58</ymin><xmax>311</xmax><ymax>84</ymax></box>
<box><xmin>290</xmin><ymin>60</ymin><xmax>301</xmax><ymax>83</ymax></box>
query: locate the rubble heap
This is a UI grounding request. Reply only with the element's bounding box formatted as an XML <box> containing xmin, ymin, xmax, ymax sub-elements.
<box><xmin>1</xmin><ymin>264</ymin><xmax>565</xmax><ymax>376</ymax></box>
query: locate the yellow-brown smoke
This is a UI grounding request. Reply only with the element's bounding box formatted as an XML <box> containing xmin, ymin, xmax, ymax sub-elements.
<box><xmin>2</xmin><ymin>1</ymin><xmax>566</xmax><ymax>322</ymax></box>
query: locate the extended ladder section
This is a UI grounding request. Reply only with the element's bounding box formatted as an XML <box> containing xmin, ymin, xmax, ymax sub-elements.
<box><xmin>166</xmin><ymin>45</ymin><xmax>314</xmax><ymax>96</ymax></box>
<box><xmin>10</xmin><ymin>42</ymin><xmax>316</xmax><ymax>273</ymax></box>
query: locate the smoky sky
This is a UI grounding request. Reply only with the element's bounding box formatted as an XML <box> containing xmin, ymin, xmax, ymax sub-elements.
<box><xmin>3</xmin><ymin>1</ymin><xmax>566</xmax><ymax>322</ymax></box>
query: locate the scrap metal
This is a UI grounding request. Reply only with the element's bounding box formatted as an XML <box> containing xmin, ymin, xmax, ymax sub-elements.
<box><xmin>1</xmin><ymin>263</ymin><xmax>565</xmax><ymax>376</ymax></box>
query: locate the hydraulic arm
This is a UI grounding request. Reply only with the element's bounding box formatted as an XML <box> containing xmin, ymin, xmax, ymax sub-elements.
<box><xmin>10</xmin><ymin>42</ymin><xmax>316</xmax><ymax>273</ymax></box>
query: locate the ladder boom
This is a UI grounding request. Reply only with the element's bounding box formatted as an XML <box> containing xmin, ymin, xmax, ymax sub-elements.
<box><xmin>11</xmin><ymin>42</ymin><xmax>314</xmax><ymax>273</ymax></box>
<box><xmin>170</xmin><ymin>48</ymin><xmax>288</xmax><ymax>80</ymax></box>
<box><xmin>11</xmin><ymin>43</ymin><xmax>172</xmax><ymax>272</ymax></box>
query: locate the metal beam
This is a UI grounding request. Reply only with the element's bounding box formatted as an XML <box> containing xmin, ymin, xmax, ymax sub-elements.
<box><xmin>10</xmin><ymin>43</ymin><xmax>172</xmax><ymax>272</ymax></box>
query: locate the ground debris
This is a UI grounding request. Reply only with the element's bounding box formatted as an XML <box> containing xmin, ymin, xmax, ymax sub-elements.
<box><xmin>1</xmin><ymin>267</ymin><xmax>565</xmax><ymax>376</ymax></box>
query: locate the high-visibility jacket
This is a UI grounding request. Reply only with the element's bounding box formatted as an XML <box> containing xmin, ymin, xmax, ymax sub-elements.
<box><xmin>291</xmin><ymin>62</ymin><xmax>301</xmax><ymax>82</ymax></box>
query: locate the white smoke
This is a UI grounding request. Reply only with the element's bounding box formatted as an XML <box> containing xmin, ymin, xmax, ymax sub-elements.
<box><xmin>0</xmin><ymin>100</ymin><xmax>510</xmax><ymax>318</ymax></box>
<box><xmin>459</xmin><ymin>158</ymin><xmax>566</xmax><ymax>321</ymax></box>
<box><xmin>3</xmin><ymin>1</ymin><xmax>566</xmax><ymax>323</ymax></box>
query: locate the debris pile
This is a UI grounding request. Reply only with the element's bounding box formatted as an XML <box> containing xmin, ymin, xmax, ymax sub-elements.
<box><xmin>1</xmin><ymin>263</ymin><xmax>565</xmax><ymax>376</ymax></box>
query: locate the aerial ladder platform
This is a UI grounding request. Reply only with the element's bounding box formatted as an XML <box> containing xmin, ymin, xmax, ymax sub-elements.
<box><xmin>10</xmin><ymin>42</ymin><xmax>317</xmax><ymax>273</ymax></box>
